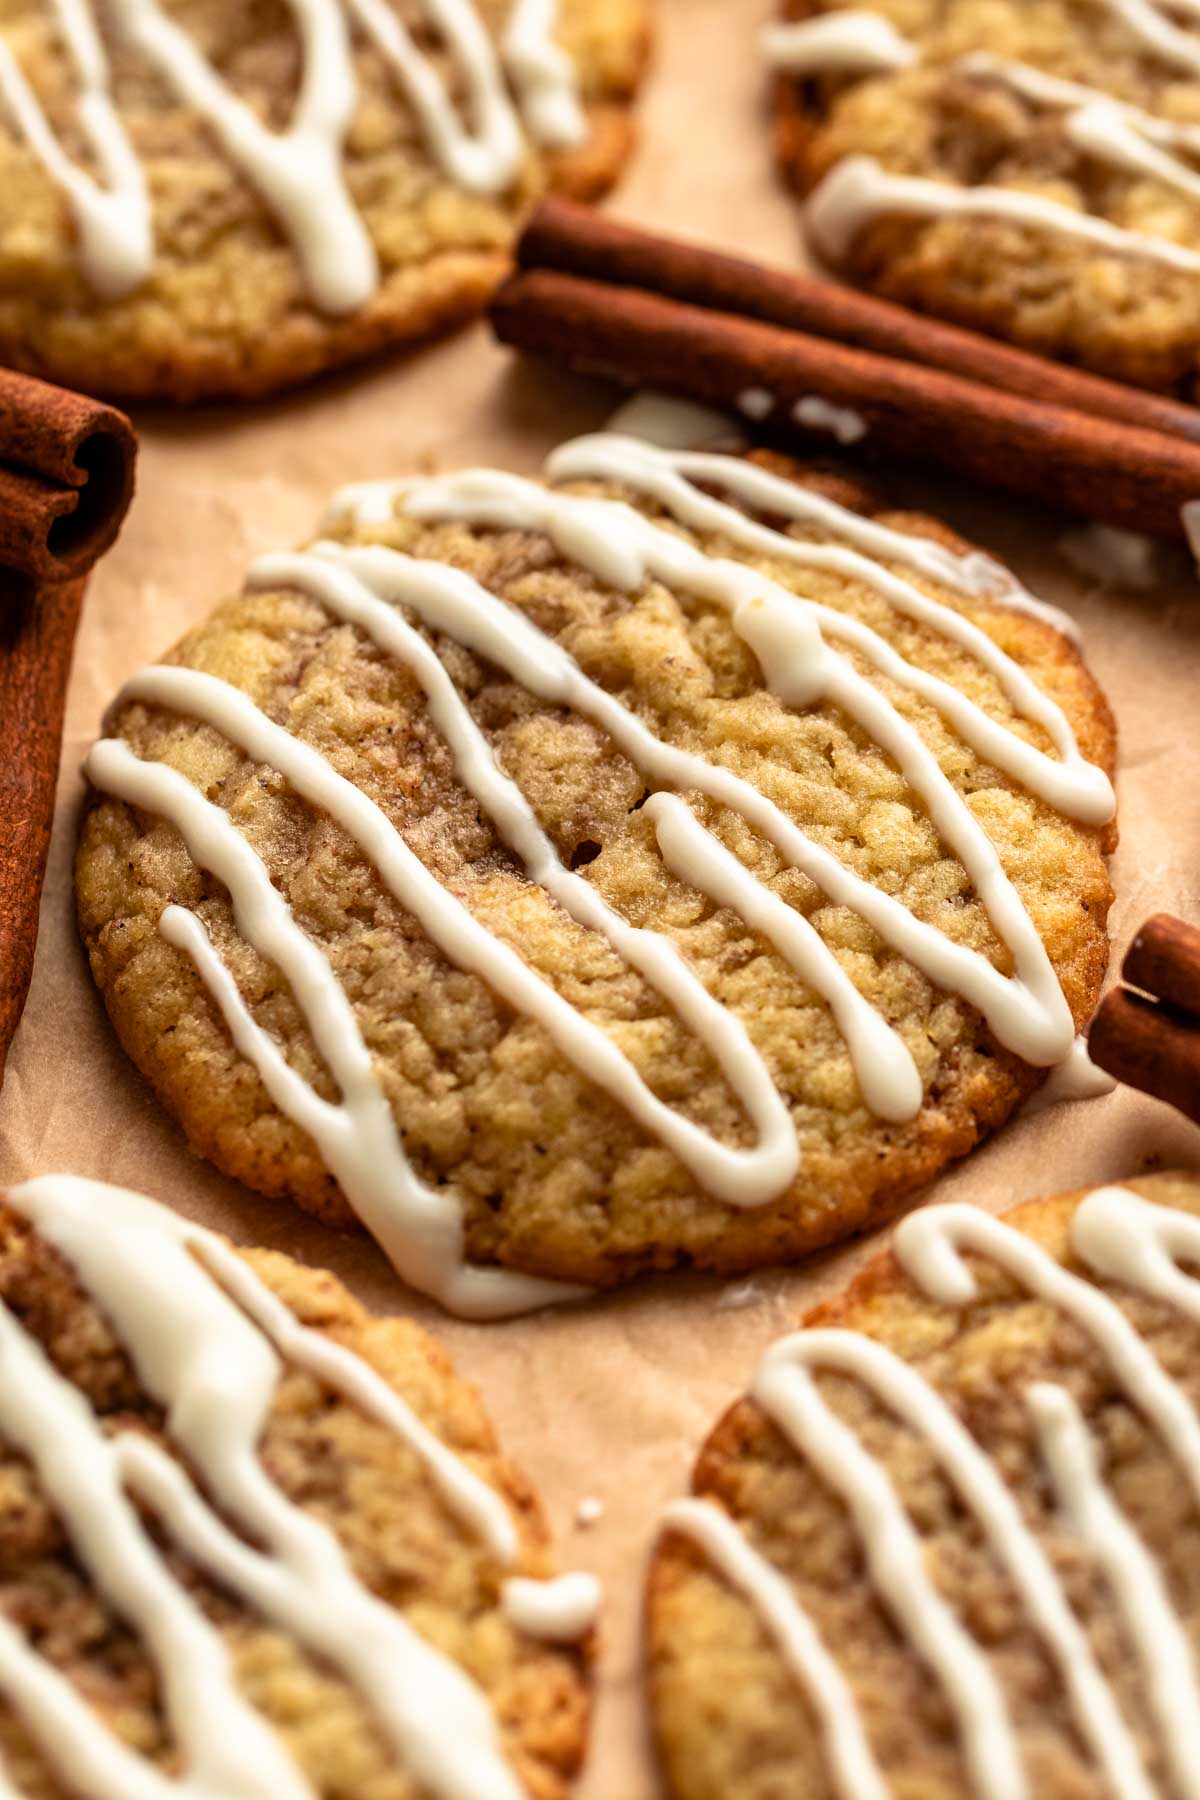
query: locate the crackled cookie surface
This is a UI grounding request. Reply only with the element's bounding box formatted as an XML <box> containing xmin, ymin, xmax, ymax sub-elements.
<box><xmin>0</xmin><ymin>1173</ymin><xmax>594</xmax><ymax>1798</ymax></box>
<box><xmin>769</xmin><ymin>0</ymin><xmax>1200</xmax><ymax>394</ymax></box>
<box><xmin>77</xmin><ymin>424</ymin><xmax>1116</xmax><ymax>1314</ymax></box>
<box><xmin>0</xmin><ymin>0</ymin><xmax>649</xmax><ymax>399</ymax></box>
<box><xmin>649</xmin><ymin>1172</ymin><xmax>1200</xmax><ymax>1799</ymax></box>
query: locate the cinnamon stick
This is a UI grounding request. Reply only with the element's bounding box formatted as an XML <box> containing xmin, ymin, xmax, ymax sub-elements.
<box><xmin>1123</xmin><ymin>913</ymin><xmax>1200</xmax><ymax>1018</ymax></box>
<box><xmin>0</xmin><ymin>575</ymin><xmax>88</xmax><ymax>1086</ymax></box>
<box><xmin>1089</xmin><ymin>990</ymin><xmax>1200</xmax><ymax>1127</ymax></box>
<box><xmin>520</xmin><ymin>198</ymin><xmax>1200</xmax><ymax>446</ymax></box>
<box><xmin>0</xmin><ymin>369</ymin><xmax>137</xmax><ymax>1085</ymax></box>
<box><xmin>0</xmin><ymin>368</ymin><xmax>137</xmax><ymax>585</ymax></box>
<box><xmin>491</xmin><ymin>267</ymin><xmax>1200</xmax><ymax>540</ymax></box>
<box><xmin>1089</xmin><ymin>913</ymin><xmax>1200</xmax><ymax>1125</ymax></box>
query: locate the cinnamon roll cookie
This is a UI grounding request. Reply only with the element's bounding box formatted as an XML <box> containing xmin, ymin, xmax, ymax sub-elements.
<box><xmin>76</xmin><ymin>427</ymin><xmax>1116</xmax><ymax>1315</ymax></box>
<box><xmin>0</xmin><ymin>1172</ymin><xmax>595</xmax><ymax>1797</ymax></box>
<box><xmin>648</xmin><ymin>1172</ymin><xmax>1200</xmax><ymax>1798</ymax></box>
<box><xmin>769</xmin><ymin>0</ymin><xmax>1200</xmax><ymax>394</ymax></box>
<box><xmin>0</xmin><ymin>0</ymin><xmax>649</xmax><ymax>400</ymax></box>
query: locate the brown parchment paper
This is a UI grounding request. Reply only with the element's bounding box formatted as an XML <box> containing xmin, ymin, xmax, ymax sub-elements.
<box><xmin>2</xmin><ymin>1</ymin><xmax>1200</xmax><ymax>1793</ymax></box>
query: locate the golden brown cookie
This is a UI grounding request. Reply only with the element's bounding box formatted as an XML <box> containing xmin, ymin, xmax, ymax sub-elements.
<box><xmin>0</xmin><ymin>1172</ymin><xmax>594</xmax><ymax>1798</ymax></box>
<box><xmin>76</xmin><ymin>422</ymin><xmax>1116</xmax><ymax>1314</ymax></box>
<box><xmin>648</xmin><ymin>1171</ymin><xmax>1200</xmax><ymax>1799</ymax></box>
<box><xmin>0</xmin><ymin>0</ymin><xmax>650</xmax><ymax>401</ymax></box>
<box><xmin>769</xmin><ymin>0</ymin><xmax>1200</xmax><ymax>395</ymax></box>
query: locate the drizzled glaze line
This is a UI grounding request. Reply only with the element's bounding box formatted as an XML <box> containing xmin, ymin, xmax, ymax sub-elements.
<box><xmin>0</xmin><ymin>0</ymin><xmax>152</xmax><ymax>297</ymax></box>
<box><xmin>314</xmin><ymin>526</ymin><xmax>1072</xmax><ymax>1071</ymax></box>
<box><xmin>776</xmin><ymin>4</ymin><xmax>1200</xmax><ymax>277</ymax></box>
<box><xmin>260</xmin><ymin>540</ymin><xmax>919</xmax><ymax>1121</ymax></box>
<box><xmin>0</xmin><ymin>0</ymin><xmax>581</xmax><ymax>305</ymax></box>
<box><xmin>120</xmin><ymin>657</ymin><xmax>802</xmax><ymax>1209</ymax></box>
<box><xmin>542</xmin><ymin>435</ymin><xmax>1100</xmax><ymax>786</ymax></box>
<box><xmin>808</xmin><ymin>153</ymin><xmax>1200</xmax><ymax>275</ymax></box>
<box><xmin>388</xmin><ymin>464</ymin><xmax>1086</xmax><ymax>1061</ymax></box>
<box><xmin>754</xmin><ymin>1333</ymin><xmax>1154</xmax><ymax>1800</ymax></box>
<box><xmin>1028</xmin><ymin>1380</ymin><xmax>1200</xmax><ymax>1800</ymax></box>
<box><xmin>660</xmin><ymin>1496</ymin><xmax>890</xmax><ymax>1800</ymax></box>
<box><xmin>88</xmin><ymin>431</ymin><xmax>1108</xmax><ymax>1310</ymax></box>
<box><xmin>665</xmin><ymin>1185</ymin><xmax>1200</xmax><ymax>1797</ymax></box>
<box><xmin>0</xmin><ymin>1174</ymin><xmax>547</xmax><ymax>1800</ymax></box>
<box><xmin>112</xmin><ymin>0</ymin><xmax>376</xmax><ymax>314</ymax></box>
<box><xmin>88</xmin><ymin>732</ymin><xmax>580</xmax><ymax>1322</ymax></box>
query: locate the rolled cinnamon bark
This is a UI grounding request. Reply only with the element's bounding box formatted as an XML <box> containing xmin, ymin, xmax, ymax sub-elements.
<box><xmin>1123</xmin><ymin>913</ymin><xmax>1200</xmax><ymax>1018</ymax></box>
<box><xmin>0</xmin><ymin>575</ymin><xmax>88</xmax><ymax>1085</ymax></box>
<box><xmin>0</xmin><ymin>368</ymin><xmax>136</xmax><ymax>585</ymax></box>
<box><xmin>518</xmin><ymin>198</ymin><xmax>1200</xmax><ymax>445</ymax></box>
<box><xmin>491</xmin><ymin>267</ymin><xmax>1200</xmax><ymax>539</ymax></box>
<box><xmin>1089</xmin><ymin>989</ymin><xmax>1200</xmax><ymax>1127</ymax></box>
<box><xmin>0</xmin><ymin>368</ymin><xmax>137</xmax><ymax>1084</ymax></box>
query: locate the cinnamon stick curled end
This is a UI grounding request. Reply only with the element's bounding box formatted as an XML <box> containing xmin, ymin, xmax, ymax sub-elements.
<box><xmin>0</xmin><ymin>369</ymin><xmax>136</xmax><ymax>586</ymax></box>
<box><xmin>1089</xmin><ymin>914</ymin><xmax>1200</xmax><ymax>1126</ymax></box>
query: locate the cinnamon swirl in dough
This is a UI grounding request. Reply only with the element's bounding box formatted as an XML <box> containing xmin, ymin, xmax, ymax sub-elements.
<box><xmin>0</xmin><ymin>1173</ymin><xmax>593</xmax><ymax>1797</ymax></box>
<box><xmin>769</xmin><ymin>0</ymin><xmax>1200</xmax><ymax>393</ymax></box>
<box><xmin>0</xmin><ymin>0</ymin><xmax>649</xmax><ymax>399</ymax></box>
<box><xmin>76</xmin><ymin>428</ymin><xmax>1116</xmax><ymax>1314</ymax></box>
<box><xmin>649</xmin><ymin>1172</ymin><xmax>1200</xmax><ymax>1798</ymax></box>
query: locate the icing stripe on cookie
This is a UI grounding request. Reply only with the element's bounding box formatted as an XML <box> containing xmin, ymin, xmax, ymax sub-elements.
<box><xmin>773</xmin><ymin>5</ymin><xmax>1200</xmax><ymax>277</ymax></box>
<box><xmin>0</xmin><ymin>1172</ymin><xmax>559</xmax><ymax>1798</ymax></box>
<box><xmin>88</xmin><ymin>432</ymin><xmax>1109</xmax><ymax>1312</ymax></box>
<box><xmin>0</xmin><ymin>0</ymin><xmax>581</xmax><ymax>304</ymax></box>
<box><xmin>0</xmin><ymin>0</ymin><xmax>152</xmax><ymax>297</ymax></box>
<box><xmin>662</xmin><ymin>1186</ymin><xmax>1200</xmax><ymax>1796</ymax></box>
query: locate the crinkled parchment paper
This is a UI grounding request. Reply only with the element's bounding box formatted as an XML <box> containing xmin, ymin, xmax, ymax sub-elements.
<box><xmin>2</xmin><ymin>2</ymin><xmax>1200</xmax><ymax>1793</ymax></box>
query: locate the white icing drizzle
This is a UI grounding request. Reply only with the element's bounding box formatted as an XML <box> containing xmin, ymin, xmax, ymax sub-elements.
<box><xmin>807</xmin><ymin>152</ymin><xmax>1200</xmax><ymax>274</ymax></box>
<box><xmin>664</xmin><ymin>1184</ymin><xmax>1200</xmax><ymax>1797</ymax></box>
<box><xmin>961</xmin><ymin>50</ymin><xmax>1200</xmax><ymax>162</ymax></box>
<box><xmin>88</xmin><ymin>726</ymin><xmax>584</xmax><ymax>1323</ymax></box>
<box><xmin>1072</xmin><ymin>1182</ymin><xmax>1200</xmax><ymax>1325</ymax></box>
<box><xmin>541</xmin><ymin>431</ymin><xmax>1082</xmax><ymax>638</ymax></box>
<box><xmin>0</xmin><ymin>0</ymin><xmax>581</xmax><ymax>305</ymax></box>
<box><xmin>894</xmin><ymin>1202</ymin><xmax>1200</xmax><ymax>1504</ymax></box>
<box><xmin>603</xmin><ymin>391</ymin><xmax>741</xmax><ymax>450</ymax></box>
<box><xmin>762</xmin><ymin>10</ymin><xmax>916</xmax><ymax>76</ymax></box>
<box><xmin>109</xmin><ymin>0</ymin><xmax>377</xmax><ymax>315</ymax></box>
<box><xmin>1097</xmin><ymin>0</ymin><xmax>1200</xmax><ymax>74</ymax></box>
<box><xmin>1058</xmin><ymin>521</ymin><xmax>1166</xmax><ymax>592</ymax></box>
<box><xmin>501</xmin><ymin>1571</ymin><xmax>600</xmax><ymax>1640</ymax></box>
<box><xmin>754</xmin><ymin>1332</ymin><xmax>1155</xmax><ymax>1800</ymax></box>
<box><xmin>0</xmin><ymin>0</ymin><xmax>151</xmax><ymax>297</ymax></box>
<box><xmin>1028</xmin><ymin>1380</ymin><xmax>1200</xmax><ymax>1800</ymax></box>
<box><xmin>327</xmin><ymin>518</ymin><xmax>1075</xmax><ymax>1068</ymax></box>
<box><xmin>792</xmin><ymin>394</ymin><xmax>868</xmax><ymax>444</ymax></box>
<box><xmin>660</xmin><ymin>1496</ymin><xmax>890</xmax><ymax>1800</ymax></box>
<box><xmin>88</xmin><ymin>430</ymin><xmax>1111</xmax><ymax>1311</ymax></box>
<box><xmin>784</xmin><ymin>6</ymin><xmax>1200</xmax><ymax>280</ymax></box>
<box><xmin>1019</xmin><ymin>1033</ymin><xmax>1117</xmax><ymax>1113</ymax></box>
<box><xmin>0</xmin><ymin>1173</ymin><xmax>548</xmax><ymax>1800</ymax></box>
<box><xmin>502</xmin><ymin>0</ymin><xmax>586</xmax><ymax>149</ymax></box>
<box><xmin>737</xmin><ymin>386</ymin><xmax>776</xmax><ymax>420</ymax></box>
<box><xmin>121</xmin><ymin>651</ymin><xmax>802</xmax><ymax>1209</ymax></box>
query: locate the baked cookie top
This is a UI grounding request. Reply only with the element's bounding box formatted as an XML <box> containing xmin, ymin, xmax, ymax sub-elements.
<box><xmin>0</xmin><ymin>1171</ymin><xmax>594</xmax><ymax>1798</ymax></box>
<box><xmin>77</xmin><ymin>420</ymin><xmax>1117</xmax><ymax>1316</ymax></box>
<box><xmin>0</xmin><ymin>0</ymin><xmax>648</xmax><ymax>400</ymax></box>
<box><xmin>768</xmin><ymin>0</ymin><xmax>1200</xmax><ymax>394</ymax></box>
<box><xmin>649</xmin><ymin>1172</ymin><xmax>1200</xmax><ymax>1799</ymax></box>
